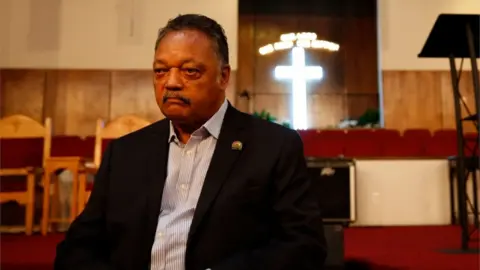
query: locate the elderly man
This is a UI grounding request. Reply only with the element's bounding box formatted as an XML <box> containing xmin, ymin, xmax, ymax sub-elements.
<box><xmin>54</xmin><ymin>14</ymin><xmax>326</xmax><ymax>270</ymax></box>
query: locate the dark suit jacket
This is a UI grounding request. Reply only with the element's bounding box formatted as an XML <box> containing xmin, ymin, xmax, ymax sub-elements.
<box><xmin>54</xmin><ymin>105</ymin><xmax>326</xmax><ymax>270</ymax></box>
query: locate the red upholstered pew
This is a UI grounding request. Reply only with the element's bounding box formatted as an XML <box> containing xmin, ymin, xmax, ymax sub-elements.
<box><xmin>1</xmin><ymin>128</ymin><xmax>477</xmax><ymax>188</ymax></box>
<box><xmin>299</xmin><ymin>128</ymin><xmax>479</xmax><ymax>158</ymax></box>
<box><xmin>50</xmin><ymin>136</ymin><xmax>95</xmax><ymax>158</ymax></box>
<box><xmin>3</xmin><ymin>129</ymin><xmax>477</xmax><ymax>168</ymax></box>
<box><xmin>2</xmin><ymin>136</ymin><xmax>96</xmax><ymax>173</ymax></box>
<box><xmin>1</xmin><ymin>138</ymin><xmax>44</xmax><ymax>191</ymax></box>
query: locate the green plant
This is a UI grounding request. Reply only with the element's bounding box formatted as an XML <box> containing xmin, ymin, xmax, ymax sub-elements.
<box><xmin>356</xmin><ymin>108</ymin><xmax>380</xmax><ymax>126</ymax></box>
<box><xmin>252</xmin><ymin>110</ymin><xmax>276</xmax><ymax>122</ymax></box>
<box><xmin>252</xmin><ymin>110</ymin><xmax>291</xmax><ymax>128</ymax></box>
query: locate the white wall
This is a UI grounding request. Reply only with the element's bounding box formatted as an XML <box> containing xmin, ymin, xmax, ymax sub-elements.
<box><xmin>0</xmin><ymin>0</ymin><xmax>238</xmax><ymax>70</ymax></box>
<box><xmin>378</xmin><ymin>0</ymin><xmax>480</xmax><ymax>70</ymax></box>
<box><xmin>1</xmin><ymin>0</ymin><xmax>477</xmax><ymax>71</ymax></box>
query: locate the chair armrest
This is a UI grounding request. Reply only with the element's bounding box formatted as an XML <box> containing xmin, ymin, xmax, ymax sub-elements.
<box><xmin>0</xmin><ymin>168</ymin><xmax>31</xmax><ymax>176</ymax></box>
<box><xmin>79</xmin><ymin>166</ymin><xmax>98</xmax><ymax>174</ymax></box>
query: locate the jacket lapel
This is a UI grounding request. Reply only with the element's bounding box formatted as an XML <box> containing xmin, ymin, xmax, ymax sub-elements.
<box><xmin>188</xmin><ymin>106</ymin><xmax>250</xmax><ymax>238</ymax></box>
<box><xmin>142</xmin><ymin>120</ymin><xmax>170</xmax><ymax>263</ymax></box>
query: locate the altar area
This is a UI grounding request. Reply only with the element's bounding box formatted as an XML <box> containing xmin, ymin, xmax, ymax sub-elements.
<box><xmin>49</xmin><ymin>157</ymin><xmax>461</xmax><ymax>228</ymax></box>
<box><xmin>0</xmin><ymin>115</ymin><xmax>478</xmax><ymax>233</ymax></box>
<box><xmin>52</xmin><ymin>157</ymin><xmax>478</xmax><ymax>227</ymax></box>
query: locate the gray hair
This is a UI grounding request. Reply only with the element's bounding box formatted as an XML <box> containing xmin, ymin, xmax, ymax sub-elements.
<box><xmin>154</xmin><ymin>14</ymin><xmax>229</xmax><ymax>65</ymax></box>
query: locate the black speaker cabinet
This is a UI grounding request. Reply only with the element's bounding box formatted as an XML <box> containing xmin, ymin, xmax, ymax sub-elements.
<box><xmin>306</xmin><ymin>158</ymin><xmax>356</xmax><ymax>223</ymax></box>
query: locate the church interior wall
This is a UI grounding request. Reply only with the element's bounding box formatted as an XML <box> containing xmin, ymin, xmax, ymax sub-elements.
<box><xmin>378</xmin><ymin>0</ymin><xmax>480</xmax><ymax>132</ymax></box>
<box><xmin>0</xmin><ymin>0</ymin><xmax>238</xmax><ymax>136</ymax></box>
<box><xmin>0</xmin><ymin>0</ymin><xmax>479</xmax><ymax>134</ymax></box>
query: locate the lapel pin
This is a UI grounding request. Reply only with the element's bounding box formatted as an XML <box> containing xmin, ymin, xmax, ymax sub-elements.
<box><xmin>231</xmin><ymin>141</ymin><xmax>243</xmax><ymax>151</ymax></box>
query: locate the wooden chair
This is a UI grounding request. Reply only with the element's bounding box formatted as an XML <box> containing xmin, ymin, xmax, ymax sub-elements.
<box><xmin>0</xmin><ymin>115</ymin><xmax>52</xmax><ymax>235</ymax></box>
<box><xmin>77</xmin><ymin>115</ymin><xmax>151</xmax><ymax>213</ymax></box>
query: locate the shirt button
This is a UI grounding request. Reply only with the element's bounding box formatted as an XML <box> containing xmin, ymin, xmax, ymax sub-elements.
<box><xmin>180</xmin><ymin>184</ymin><xmax>187</xmax><ymax>190</ymax></box>
<box><xmin>186</xmin><ymin>150</ymin><xmax>193</xmax><ymax>155</ymax></box>
<box><xmin>157</xmin><ymin>232</ymin><xmax>164</xmax><ymax>237</ymax></box>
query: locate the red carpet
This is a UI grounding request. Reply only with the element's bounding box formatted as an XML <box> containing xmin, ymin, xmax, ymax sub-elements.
<box><xmin>1</xmin><ymin>226</ymin><xmax>479</xmax><ymax>269</ymax></box>
<box><xmin>344</xmin><ymin>226</ymin><xmax>479</xmax><ymax>269</ymax></box>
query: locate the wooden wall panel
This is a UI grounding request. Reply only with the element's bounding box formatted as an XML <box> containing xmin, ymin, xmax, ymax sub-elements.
<box><xmin>236</xmin><ymin>16</ymin><xmax>255</xmax><ymax>94</ymax></box>
<box><xmin>309</xmin><ymin>94</ymin><xmax>346</xmax><ymax>128</ymax></box>
<box><xmin>253</xmin><ymin>93</ymin><xmax>346</xmax><ymax>128</ymax></box>
<box><xmin>0</xmin><ymin>70</ymin><xmax>45</xmax><ymax>122</ymax></box>
<box><xmin>382</xmin><ymin>70</ymin><xmax>479</xmax><ymax>132</ymax></box>
<box><xmin>343</xmin><ymin>17</ymin><xmax>379</xmax><ymax>95</ymax></box>
<box><xmin>253</xmin><ymin>94</ymin><xmax>290</xmax><ymax>122</ymax></box>
<box><xmin>0</xmin><ymin>69</ymin><xmax>237</xmax><ymax>135</ymax></box>
<box><xmin>109</xmin><ymin>70</ymin><xmax>163</xmax><ymax>122</ymax></box>
<box><xmin>1</xmin><ymin>68</ymin><xmax>477</xmax><ymax>134</ymax></box>
<box><xmin>347</xmin><ymin>94</ymin><xmax>379</xmax><ymax>119</ymax></box>
<box><xmin>58</xmin><ymin>71</ymin><xmax>111</xmax><ymax>136</ymax></box>
<box><xmin>237</xmin><ymin>14</ymin><xmax>379</xmax><ymax>128</ymax></box>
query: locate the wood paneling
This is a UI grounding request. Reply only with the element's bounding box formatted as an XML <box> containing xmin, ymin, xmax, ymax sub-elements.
<box><xmin>59</xmin><ymin>70</ymin><xmax>111</xmax><ymax>136</ymax></box>
<box><xmin>1</xmin><ymin>68</ymin><xmax>477</xmax><ymax>135</ymax></box>
<box><xmin>237</xmin><ymin>14</ymin><xmax>379</xmax><ymax>128</ymax></box>
<box><xmin>0</xmin><ymin>70</ymin><xmax>45</xmax><ymax>122</ymax></box>
<box><xmin>109</xmin><ymin>71</ymin><xmax>158</xmax><ymax>121</ymax></box>
<box><xmin>0</xmin><ymin>69</ymin><xmax>237</xmax><ymax>136</ymax></box>
<box><xmin>239</xmin><ymin>0</ymin><xmax>376</xmax><ymax>17</ymax></box>
<box><xmin>382</xmin><ymin>70</ymin><xmax>479</xmax><ymax>132</ymax></box>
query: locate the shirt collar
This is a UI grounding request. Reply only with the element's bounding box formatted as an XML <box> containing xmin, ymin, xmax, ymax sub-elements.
<box><xmin>169</xmin><ymin>98</ymin><xmax>228</xmax><ymax>142</ymax></box>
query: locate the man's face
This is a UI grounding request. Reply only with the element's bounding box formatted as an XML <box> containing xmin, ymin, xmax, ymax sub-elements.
<box><xmin>153</xmin><ymin>29</ymin><xmax>230</xmax><ymax>125</ymax></box>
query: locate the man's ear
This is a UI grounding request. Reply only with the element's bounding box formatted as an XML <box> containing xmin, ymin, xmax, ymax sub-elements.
<box><xmin>219</xmin><ymin>65</ymin><xmax>231</xmax><ymax>88</ymax></box>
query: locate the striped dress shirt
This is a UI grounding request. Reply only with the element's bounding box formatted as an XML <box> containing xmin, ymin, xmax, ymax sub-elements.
<box><xmin>150</xmin><ymin>99</ymin><xmax>228</xmax><ymax>270</ymax></box>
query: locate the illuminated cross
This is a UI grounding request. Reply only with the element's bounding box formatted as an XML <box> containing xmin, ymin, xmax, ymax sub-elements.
<box><xmin>274</xmin><ymin>47</ymin><xmax>323</xmax><ymax>130</ymax></box>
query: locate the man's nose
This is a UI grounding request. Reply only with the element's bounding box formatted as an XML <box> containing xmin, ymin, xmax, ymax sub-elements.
<box><xmin>165</xmin><ymin>68</ymin><xmax>183</xmax><ymax>91</ymax></box>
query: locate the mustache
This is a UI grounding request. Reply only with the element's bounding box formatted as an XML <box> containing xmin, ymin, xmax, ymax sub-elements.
<box><xmin>163</xmin><ymin>91</ymin><xmax>191</xmax><ymax>105</ymax></box>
